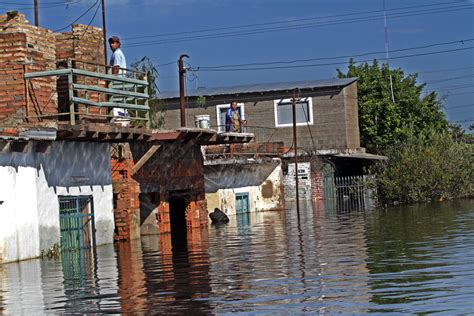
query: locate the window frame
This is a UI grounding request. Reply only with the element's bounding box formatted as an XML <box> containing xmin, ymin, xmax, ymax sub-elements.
<box><xmin>273</xmin><ymin>97</ymin><xmax>314</xmax><ymax>128</ymax></box>
<box><xmin>216</xmin><ymin>102</ymin><xmax>245</xmax><ymax>132</ymax></box>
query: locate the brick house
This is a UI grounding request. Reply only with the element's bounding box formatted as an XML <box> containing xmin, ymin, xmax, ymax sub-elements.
<box><xmin>0</xmin><ymin>12</ymin><xmax>255</xmax><ymax>264</ymax></box>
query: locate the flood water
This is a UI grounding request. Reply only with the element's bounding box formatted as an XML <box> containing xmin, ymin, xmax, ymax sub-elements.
<box><xmin>1</xmin><ymin>199</ymin><xmax>473</xmax><ymax>314</ymax></box>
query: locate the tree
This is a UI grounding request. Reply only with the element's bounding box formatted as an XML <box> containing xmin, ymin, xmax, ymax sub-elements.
<box><xmin>130</xmin><ymin>56</ymin><xmax>166</xmax><ymax>128</ymax></box>
<box><xmin>337</xmin><ymin>59</ymin><xmax>449</xmax><ymax>153</ymax></box>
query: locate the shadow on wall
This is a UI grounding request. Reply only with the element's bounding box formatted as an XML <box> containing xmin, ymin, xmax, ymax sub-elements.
<box><xmin>204</xmin><ymin>162</ymin><xmax>280</xmax><ymax>193</ymax></box>
<box><xmin>0</xmin><ymin>141</ymin><xmax>112</xmax><ymax>189</ymax></box>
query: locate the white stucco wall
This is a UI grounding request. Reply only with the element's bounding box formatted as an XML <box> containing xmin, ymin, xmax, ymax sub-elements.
<box><xmin>0</xmin><ymin>141</ymin><xmax>114</xmax><ymax>264</ymax></box>
<box><xmin>205</xmin><ymin>163</ymin><xmax>283</xmax><ymax>216</ymax></box>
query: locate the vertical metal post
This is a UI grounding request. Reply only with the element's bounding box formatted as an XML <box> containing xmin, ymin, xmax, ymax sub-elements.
<box><xmin>292</xmin><ymin>89</ymin><xmax>300</xmax><ymax>217</ymax></box>
<box><xmin>179</xmin><ymin>54</ymin><xmax>189</xmax><ymax>127</ymax></box>
<box><xmin>34</xmin><ymin>0</ymin><xmax>39</xmax><ymax>26</ymax></box>
<box><xmin>67</xmin><ymin>60</ymin><xmax>75</xmax><ymax>124</ymax></box>
<box><xmin>101</xmin><ymin>0</ymin><xmax>108</xmax><ymax>65</ymax></box>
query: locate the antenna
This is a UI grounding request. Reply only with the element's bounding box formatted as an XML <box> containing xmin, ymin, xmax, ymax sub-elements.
<box><xmin>383</xmin><ymin>0</ymin><xmax>396</xmax><ymax>103</ymax></box>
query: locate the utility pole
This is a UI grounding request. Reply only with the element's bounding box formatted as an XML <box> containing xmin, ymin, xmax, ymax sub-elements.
<box><xmin>383</xmin><ymin>0</ymin><xmax>395</xmax><ymax>103</ymax></box>
<box><xmin>292</xmin><ymin>89</ymin><xmax>300</xmax><ymax>218</ymax></box>
<box><xmin>34</xmin><ymin>0</ymin><xmax>39</xmax><ymax>26</ymax></box>
<box><xmin>178</xmin><ymin>54</ymin><xmax>189</xmax><ymax>127</ymax></box>
<box><xmin>101</xmin><ymin>0</ymin><xmax>107</xmax><ymax>65</ymax></box>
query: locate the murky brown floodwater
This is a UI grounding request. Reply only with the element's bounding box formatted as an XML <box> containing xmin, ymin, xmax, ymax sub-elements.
<box><xmin>1</xmin><ymin>199</ymin><xmax>473</xmax><ymax>314</ymax></box>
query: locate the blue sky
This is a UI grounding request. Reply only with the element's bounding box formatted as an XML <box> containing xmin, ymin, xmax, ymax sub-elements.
<box><xmin>2</xmin><ymin>0</ymin><xmax>474</xmax><ymax>129</ymax></box>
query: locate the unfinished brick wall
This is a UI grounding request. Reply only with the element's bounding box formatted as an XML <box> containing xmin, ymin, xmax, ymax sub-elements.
<box><xmin>55</xmin><ymin>24</ymin><xmax>106</xmax><ymax>121</ymax></box>
<box><xmin>111</xmin><ymin>144</ymin><xmax>141</xmax><ymax>241</ymax></box>
<box><xmin>311</xmin><ymin>171</ymin><xmax>324</xmax><ymax>200</ymax></box>
<box><xmin>0</xmin><ymin>12</ymin><xmax>107</xmax><ymax>124</ymax></box>
<box><xmin>0</xmin><ymin>12</ymin><xmax>57</xmax><ymax>123</ymax></box>
<box><xmin>131</xmin><ymin>141</ymin><xmax>208</xmax><ymax>235</ymax></box>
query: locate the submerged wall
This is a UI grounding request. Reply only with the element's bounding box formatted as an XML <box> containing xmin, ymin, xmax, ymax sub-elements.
<box><xmin>0</xmin><ymin>141</ymin><xmax>114</xmax><ymax>264</ymax></box>
<box><xmin>205</xmin><ymin>161</ymin><xmax>283</xmax><ymax>216</ymax></box>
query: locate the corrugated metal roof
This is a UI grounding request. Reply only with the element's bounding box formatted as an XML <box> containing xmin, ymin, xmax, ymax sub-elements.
<box><xmin>158</xmin><ymin>77</ymin><xmax>357</xmax><ymax>99</ymax></box>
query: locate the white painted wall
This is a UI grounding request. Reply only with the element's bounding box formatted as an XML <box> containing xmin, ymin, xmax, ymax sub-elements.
<box><xmin>0</xmin><ymin>141</ymin><xmax>114</xmax><ymax>264</ymax></box>
<box><xmin>206</xmin><ymin>163</ymin><xmax>283</xmax><ymax>216</ymax></box>
<box><xmin>284</xmin><ymin>162</ymin><xmax>312</xmax><ymax>200</ymax></box>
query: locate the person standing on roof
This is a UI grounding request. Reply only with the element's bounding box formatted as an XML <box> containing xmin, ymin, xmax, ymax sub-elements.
<box><xmin>108</xmin><ymin>36</ymin><xmax>128</xmax><ymax>125</ymax></box>
<box><xmin>108</xmin><ymin>36</ymin><xmax>126</xmax><ymax>75</ymax></box>
<box><xmin>225</xmin><ymin>101</ymin><xmax>246</xmax><ymax>132</ymax></box>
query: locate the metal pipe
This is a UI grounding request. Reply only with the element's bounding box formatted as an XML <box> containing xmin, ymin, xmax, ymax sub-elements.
<box><xmin>101</xmin><ymin>0</ymin><xmax>108</xmax><ymax>66</ymax></box>
<box><xmin>179</xmin><ymin>54</ymin><xmax>189</xmax><ymax>127</ymax></box>
<box><xmin>292</xmin><ymin>89</ymin><xmax>300</xmax><ymax>217</ymax></box>
<box><xmin>34</xmin><ymin>0</ymin><xmax>39</xmax><ymax>26</ymax></box>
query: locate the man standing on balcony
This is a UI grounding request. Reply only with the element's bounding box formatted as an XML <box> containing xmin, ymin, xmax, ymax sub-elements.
<box><xmin>109</xmin><ymin>36</ymin><xmax>126</xmax><ymax>75</ymax></box>
<box><xmin>225</xmin><ymin>101</ymin><xmax>245</xmax><ymax>132</ymax></box>
<box><xmin>108</xmin><ymin>36</ymin><xmax>128</xmax><ymax>125</ymax></box>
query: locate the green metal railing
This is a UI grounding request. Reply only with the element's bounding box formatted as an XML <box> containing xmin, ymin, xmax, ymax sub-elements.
<box><xmin>24</xmin><ymin>59</ymin><xmax>150</xmax><ymax>127</ymax></box>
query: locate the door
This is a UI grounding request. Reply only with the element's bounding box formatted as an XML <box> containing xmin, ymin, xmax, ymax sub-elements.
<box><xmin>59</xmin><ymin>196</ymin><xmax>96</xmax><ymax>252</ymax></box>
<box><xmin>235</xmin><ymin>193</ymin><xmax>250</xmax><ymax>214</ymax></box>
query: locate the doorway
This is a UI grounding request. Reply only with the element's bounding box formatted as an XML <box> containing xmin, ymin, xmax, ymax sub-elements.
<box><xmin>169</xmin><ymin>197</ymin><xmax>188</xmax><ymax>250</ymax></box>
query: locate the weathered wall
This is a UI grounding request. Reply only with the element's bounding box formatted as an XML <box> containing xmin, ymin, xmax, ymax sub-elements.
<box><xmin>0</xmin><ymin>13</ymin><xmax>57</xmax><ymax>123</ymax></box>
<box><xmin>161</xmin><ymin>82</ymin><xmax>360</xmax><ymax>151</ymax></box>
<box><xmin>0</xmin><ymin>141</ymin><xmax>114</xmax><ymax>263</ymax></box>
<box><xmin>283</xmin><ymin>162</ymin><xmax>312</xmax><ymax>200</ymax></box>
<box><xmin>205</xmin><ymin>162</ymin><xmax>283</xmax><ymax>216</ymax></box>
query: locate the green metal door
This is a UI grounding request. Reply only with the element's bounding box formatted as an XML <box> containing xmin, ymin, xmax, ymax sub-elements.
<box><xmin>235</xmin><ymin>193</ymin><xmax>250</xmax><ymax>214</ymax></box>
<box><xmin>59</xmin><ymin>196</ymin><xmax>96</xmax><ymax>252</ymax></box>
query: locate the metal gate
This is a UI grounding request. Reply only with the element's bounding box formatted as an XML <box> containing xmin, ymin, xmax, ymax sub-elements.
<box><xmin>59</xmin><ymin>196</ymin><xmax>96</xmax><ymax>251</ymax></box>
<box><xmin>235</xmin><ymin>193</ymin><xmax>250</xmax><ymax>214</ymax></box>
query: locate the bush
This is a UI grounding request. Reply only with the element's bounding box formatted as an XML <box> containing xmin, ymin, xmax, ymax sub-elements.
<box><xmin>372</xmin><ymin>131</ymin><xmax>473</xmax><ymax>205</ymax></box>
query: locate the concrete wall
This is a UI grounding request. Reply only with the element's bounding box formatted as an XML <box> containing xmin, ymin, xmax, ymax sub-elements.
<box><xmin>0</xmin><ymin>141</ymin><xmax>114</xmax><ymax>264</ymax></box>
<box><xmin>284</xmin><ymin>162</ymin><xmax>312</xmax><ymax>200</ymax></box>
<box><xmin>161</xmin><ymin>82</ymin><xmax>360</xmax><ymax>151</ymax></box>
<box><xmin>205</xmin><ymin>162</ymin><xmax>283</xmax><ymax>216</ymax></box>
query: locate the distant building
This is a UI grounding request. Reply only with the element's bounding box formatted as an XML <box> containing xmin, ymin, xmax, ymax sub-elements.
<box><xmin>159</xmin><ymin>79</ymin><xmax>385</xmax><ymax>203</ymax></box>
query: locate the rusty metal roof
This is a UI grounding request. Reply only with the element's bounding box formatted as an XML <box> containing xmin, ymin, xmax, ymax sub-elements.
<box><xmin>158</xmin><ymin>77</ymin><xmax>357</xmax><ymax>99</ymax></box>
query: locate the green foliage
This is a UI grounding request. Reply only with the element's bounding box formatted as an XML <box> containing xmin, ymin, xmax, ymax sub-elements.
<box><xmin>130</xmin><ymin>56</ymin><xmax>166</xmax><ymax>129</ymax></box>
<box><xmin>337</xmin><ymin>59</ymin><xmax>449</xmax><ymax>153</ymax></box>
<box><xmin>196</xmin><ymin>95</ymin><xmax>206</xmax><ymax>108</ymax></box>
<box><xmin>371</xmin><ymin>130</ymin><xmax>473</xmax><ymax>205</ymax></box>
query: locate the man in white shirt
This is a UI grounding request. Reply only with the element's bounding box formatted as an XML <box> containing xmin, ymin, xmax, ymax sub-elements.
<box><xmin>108</xmin><ymin>36</ymin><xmax>129</xmax><ymax>125</ymax></box>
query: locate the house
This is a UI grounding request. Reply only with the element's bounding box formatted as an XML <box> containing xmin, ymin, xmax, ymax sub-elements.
<box><xmin>0</xmin><ymin>12</ymin><xmax>255</xmax><ymax>263</ymax></box>
<box><xmin>159</xmin><ymin>79</ymin><xmax>385</xmax><ymax>204</ymax></box>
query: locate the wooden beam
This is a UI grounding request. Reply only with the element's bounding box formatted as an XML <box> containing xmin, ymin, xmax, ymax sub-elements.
<box><xmin>130</xmin><ymin>144</ymin><xmax>161</xmax><ymax>176</ymax></box>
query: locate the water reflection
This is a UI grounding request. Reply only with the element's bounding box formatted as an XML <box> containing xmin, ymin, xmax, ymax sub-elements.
<box><xmin>0</xmin><ymin>200</ymin><xmax>473</xmax><ymax>314</ymax></box>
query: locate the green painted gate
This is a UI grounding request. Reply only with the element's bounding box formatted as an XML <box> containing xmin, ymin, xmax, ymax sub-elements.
<box><xmin>235</xmin><ymin>193</ymin><xmax>250</xmax><ymax>214</ymax></box>
<box><xmin>59</xmin><ymin>196</ymin><xmax>96</xmax><ymax>251</ymax></box>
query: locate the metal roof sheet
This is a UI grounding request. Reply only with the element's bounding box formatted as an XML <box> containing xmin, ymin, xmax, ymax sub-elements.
<box><xmin>158</xmin><ymin>77</ymin><xmax>357</xmax><ymax>99</ymax></box>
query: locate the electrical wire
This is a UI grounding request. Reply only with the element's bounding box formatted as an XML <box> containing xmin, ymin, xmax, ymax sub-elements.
<box><xmin>53</xmin><ymin>0</ymin><xmax>99</xmax><ymax>32</ymax></box>
<box><xmin>196</xmin><ymin>38</ymin><xmax>474</xmax><ymax>69</ymax></box>
<box><xmin>75</xmin><ymin>0</ymin><xmax>101</xmax><ymax>41</ymax></box>
<box><xmin>125</xmin><ymin>4</ymin><xmax>473</xmax><ymax>47</ymax></box>
<box><xmin>123</xmin><ymin>1</ymin><xmax>469</xmax><ymax>41</ymax></box>
<box><xmin>189</xmin><ymin>46</ymin><xmax>474</xmax><ymax>72</ymax></box>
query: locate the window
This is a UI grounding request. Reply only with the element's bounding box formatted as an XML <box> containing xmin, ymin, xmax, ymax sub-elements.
<box><xmin>216</xmin><ymin>103</ymin><xmax>245</xmax><ymax>132</ymax></box>
<box><xmin>274</xmin><ymin>97</ymin><xmax>313</xmax><ymax>127</ymax></box>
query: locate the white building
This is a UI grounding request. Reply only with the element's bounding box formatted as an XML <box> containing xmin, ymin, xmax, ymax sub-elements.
<box><xmin>0</xmin><ymin>126</ymin><xmax>115</xmax><ymax>264</ymax></box>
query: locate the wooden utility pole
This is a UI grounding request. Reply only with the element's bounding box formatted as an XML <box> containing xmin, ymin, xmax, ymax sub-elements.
<box><xmin>101</xmin><ymin>0</ymin><xmax>107</xmax><ymax>65</ymax></box>
<box><xmin>34</xmin><ymin>0</ymin><xmax>39</xmax><ymax>26</ymax></box>
<box><xmin>292</xmin><ymin>89</ymin><xmax>300</xmax><ymax>217</ymax></box>
<box><xmin>178</xmin><ymin>54</ymin><xmax>189</xmax><ymax>127</ymax></box>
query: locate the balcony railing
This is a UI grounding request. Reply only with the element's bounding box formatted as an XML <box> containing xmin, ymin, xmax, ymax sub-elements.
<box><xmin>24</xmin><ymin>59</ymin><xmax>150</xmax><ymax>127</ymax></box>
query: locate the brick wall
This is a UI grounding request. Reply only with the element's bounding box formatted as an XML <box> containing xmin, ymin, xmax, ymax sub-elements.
<box><xmin>0</xmin><ymin>12</ymin><xmax>106</xmax><ymax>124</ymax></box>
<box><xmin>0</xmin><ymin>13</ymin><xmax>57</xmax><ymax>122</ymax></box>
<box><xmin>132</xmin><ymin>141</ymin><xmax>208</xmax><ymax>235</ymax></box>
<box><xmin>111</xmin><ymin>144</ymin><xmax>141</xmax><ymax>241</ymax></box>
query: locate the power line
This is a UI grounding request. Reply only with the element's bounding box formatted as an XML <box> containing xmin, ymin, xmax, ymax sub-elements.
<box><xmin>444</xmin><ymin>103</ymin><xmax>474</xmax><ymax>109</ymax></box>
<box><xmin>0</xmin><ymin>0</ymin><xmax>84</xmax><ymax>10</ymax></box>
<box><xmin>189</xmin><ymin>46</ymin><xmax>474</xmax><ymax>72</ymax></box>
<box><xmin>196</xmin><ymin>38</ymin><xmax>474</xmax><ymax>69</ymax></box>
<box><xmin>124</xmin><ymin>4</ymin><xmax>473</xmax><ymax>47</ymax></box>
<box><xmin>53</xmin><ymin>0</ymin><xmax>99</xmax><ymax>32</ymax></box>
<box><xmin>123</xmin><ymin>1</ymin><xmax>468</xmax><ymax>41</ymax></box>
